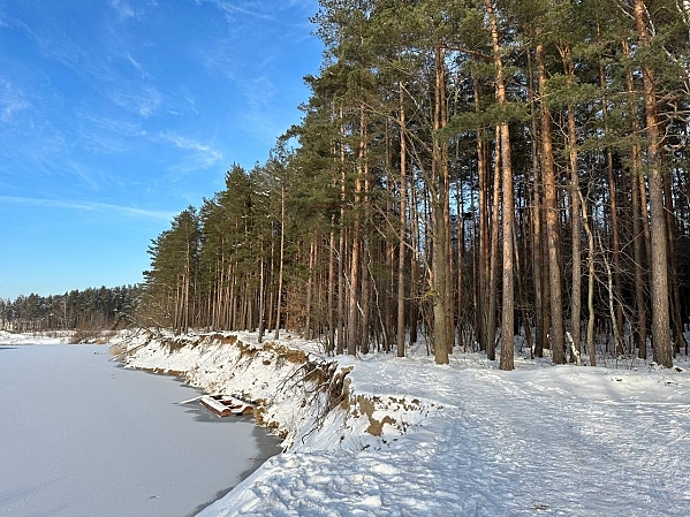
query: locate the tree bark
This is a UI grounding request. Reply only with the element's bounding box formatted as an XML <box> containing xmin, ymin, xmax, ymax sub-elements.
<box><xmin>474</xmin><ymin>74</ymin><xmax>490</xmax><ymax>356</ymax></box>
<box><xmin>561</xmin><ymin>45</ymin><xmax>582</xmax><ymax>358</ymax></box>
<box><xmin>485</xmin><ymin>0</ymin><xmax>514</xmax><ymax>370</ymax></box>
<box><xmin>431</xmin><ymin>46</ymin><xmax>451</xmax><ymax>364</ymax></box>
<box><xmin>397</xmin><ymin>81</ymin><xmax>408</xmax><ymax>358</ymax></box>
<box><xmin>537</xmin><ymin>42</ymin><xmax>565</xmax><ymax>365</ymax></box>
<box><xmin>273</xmin><ymin>182</ymin><xmax>286</xmax><ymax>340</ymax></box>
<box><xmin>634</xmin><ymin>0</ymin><xmax>673</xmax><ymax>367</ymax></box>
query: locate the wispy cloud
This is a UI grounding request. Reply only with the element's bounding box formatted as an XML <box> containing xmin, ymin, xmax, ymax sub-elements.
<box><xmin>193</xmin><ymin>33</ymin><xmax>243</xmax><ymax>83</ymax></box>
<box><xmin>0</xmin><ymin>79</ymin><xmax>30</xmax><ymax>122</ymax></box>
<box><xmin>9</xmin><ymin>5</ymin><xmax>161</xmax><ymax>121</ymax></box>
<box><xmin>107</xmin><ymin>84</ymin><xmax>162</xmax><ymax>118</ymax></box>
<box><xmin>158</xmin><ymin>132</ymin><xmax>214</xmax><ymax>152</ymax></box>
<box><xmin>196</xmin><ymin>0</ymin><xmax>274</xmax><ymax>22</ymax></box>
<box><xmin>62</xmin><ymin>160</ymin><xmax>105</xmax><ymax>191</ymax></box>
<box><xmin>284</xmin><ymin>0</ymin><xmax>320</xmax><ymax>21</ymax></box>
<box><xmin>166</xmin><ymin>86</ymin><xmax>198</xmax><ymax>116</ymax></box>
<box><xmin>157</xmin><ymin>132</ymin><xmax>223</xmax><ymax>173</ymax></box>
<box><xmin>11</xmin><ymin>16</ymin><xmax>100</xmax><ymax>79</ymax></box>
<box><xmin>0</xmin><ymin>195</ymin><xmax>176</xmax><ymax>221</ymax></box>
<box><xmin>109</xmin><ymin>0</ymin><xmax>159</xmax><ymax>20</ymax></box>
<box><xmin>191</xmin><ymin>0</ymin><xmax>316</xmax><ymax>148</ymax></box>
<box><xmin>76</xmin><ymin>111</ymin><xmax>147</xmax><ymax>139</ymax></box>
<box><xmin>126</xmin><ymin>53</ymin><xmax>148</xmax><ymax>79</ymax></box>
<box><xmin>200</xmin><ymin>0</ymin><xmax>317</xmax><ymax>32</ymax></box>
<box><xmin>237</xmin><ymin>74</ymin><xmax>287</xmax><ymax>143</ymax></box>
<box><xmin>110</xmin><ymin>0</ymin><xmax>136</xmax><ymax>18</ymax></box>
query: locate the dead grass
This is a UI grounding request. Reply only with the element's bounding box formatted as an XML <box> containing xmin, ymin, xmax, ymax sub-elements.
<box><xmin>69</xmin><ymin>328</ymin><xmax>116</xmax><ymax>344</ymax></box>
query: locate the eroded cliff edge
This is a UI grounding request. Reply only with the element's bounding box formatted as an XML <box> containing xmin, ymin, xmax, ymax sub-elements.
<box><xmin>111</xmin><ymin>329</ymin><xmax>436</xmax><ymax>451</ymax></box>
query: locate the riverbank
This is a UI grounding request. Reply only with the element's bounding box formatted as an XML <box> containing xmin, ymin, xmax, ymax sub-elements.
<box><xmin>0</xmin><ymin>329</ymin><xmax>73</xmax><ymax>344</ymax></box>
<box><xmin>0</xmin><ymin>328</ymin><xmax>118</xmax><ymax>345</ymax></box>
<box><xmin>113</xmin><ymin>328</ymin><xmax>690</xmax><ymax>517</ymax></box>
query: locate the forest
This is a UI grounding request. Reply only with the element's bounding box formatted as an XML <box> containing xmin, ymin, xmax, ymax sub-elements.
<box><xmin>0</xmin><ymin>286</ymin><xmax>141</xmax><ymax>333</ymax></box>
<box><xmin>137</xmin><ymin>0</ymin><xmax>690</xmax><ymax>370</ymax></box>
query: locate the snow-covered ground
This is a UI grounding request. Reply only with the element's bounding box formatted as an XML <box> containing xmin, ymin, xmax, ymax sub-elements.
<box><xmin>0</xmin><ymin>329</ymin><xmax>70</xmax><ymax>345</ymax></box>
<box><xmin>0</xmin><ymin>341</ymin><xmax>280</xmax><ymax>517</ymax></box>
<box><xmin>113</xmin><ymin>329</ymin><xmax>690</xmax><ymax>517</ymax></box>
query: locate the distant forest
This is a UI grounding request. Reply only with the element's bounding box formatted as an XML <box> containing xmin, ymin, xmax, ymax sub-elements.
<box><xmin>21</xmin><ymin>0</ymin><xmax>690</xmax><ymax>371</ymax></box>
<box><xmin>0</xmin><ymin>286</ymin><xmax>141</xmax><ymax>333</ymax></box>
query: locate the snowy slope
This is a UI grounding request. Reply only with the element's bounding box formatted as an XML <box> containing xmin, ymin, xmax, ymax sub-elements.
<box><xmin>113</xmin><ymin>330</ymin><xmax>690</xmax><ymax>517</ymax></box>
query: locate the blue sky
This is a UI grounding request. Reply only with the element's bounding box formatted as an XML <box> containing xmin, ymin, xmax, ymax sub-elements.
<box><xmin>0</xmin><ymin>0</ymin><xmax>322</xmax><ymax>300</ymax></box>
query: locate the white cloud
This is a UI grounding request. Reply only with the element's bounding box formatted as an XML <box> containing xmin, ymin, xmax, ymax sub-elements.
<box><xmin>0</xmin><ymin>195</ymin><xmax>176</xmax><ymax>221</ymax></box>
<box><xmin>159</xmin><ymin>132</ymin><xmax>217</xmax><ymax>154</ymax></box>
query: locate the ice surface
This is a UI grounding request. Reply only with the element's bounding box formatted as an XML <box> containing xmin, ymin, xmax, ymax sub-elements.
<box><xmin>0</xmin><ymin>344</ymin><xmax>280</xmax><ymax>517</ymax></box>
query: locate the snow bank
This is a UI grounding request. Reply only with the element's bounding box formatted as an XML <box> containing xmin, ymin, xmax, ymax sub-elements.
<box><xmin>111</xmin><ymin>329</ymin><xmax>349</xmax><ymax>450</ymax></box>
<box><xmin>112</xmin><ymin>329</ymin><xmax>441</xmax><ymax>453</ymax></box>
<box><xmin>113</xmin><ymin>329</ymin><xmax>690</xmax><ymax>516</ymax></box>
<box><xmin>0</xmin><ymin>329</ymin><xmax>70</xmax><ymax>345</ymax></box>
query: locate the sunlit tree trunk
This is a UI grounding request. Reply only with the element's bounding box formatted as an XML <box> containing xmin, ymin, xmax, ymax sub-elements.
<box><xmin>431</xmin><ymin>46</ymin><xmax>451</xmax><ymax>365</ymax></box>
<box><xmin>527</xmin><ymin>50</ymin><xmax>545</xmax><ymax>358</ymax></box>
<box><xmin>337</xmin><ymin>111</ymin><xmax>347</xmax><ymax>355</ymax></box>
<box><xmin>273</xmin><ymin>182</ymin><xmax>285</xmax><ymax>340</ymax></box>
<box><xmin>563</xmin><ymin>46</ymin><xmax>582</xmax><ymax>358</ymax></box>
<box><xmin>397</xmin><ymin>81</ymin><xmax>408</xmax><ymax>358</ymax></box>
<box><xmin>485</xmin><ymin>0</ymin><xmax>514</xmax><ymax>370</ymax></box>
<box><xmin>327</xmin><ymin>220</ymin><xmax>336</xmax><ymax>354</ymax></box>
<box><xmin>347</xmin><ymin>108</ymin><xmax>366</xmax><ymax>356</ymax></box>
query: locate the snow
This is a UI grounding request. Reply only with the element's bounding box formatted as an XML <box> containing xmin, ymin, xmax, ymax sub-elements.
<box><xmin>0</xmin><ymin>329</ymin><xmax>69</xmax><ymax>345</ymax></box>
<box><xmin>0</xmin><ymin>341</ymin><xmax>280</xmax><ymax>517</ymax></box>
<box><xmin>6</xmin><ymin>331</ymin><xmax>690</xmax><ymax>517</ymax></box>
<box><xmin>110</xmin><ymin>329</ymin><xmax>690</xmax><ymax>517</ymax></box>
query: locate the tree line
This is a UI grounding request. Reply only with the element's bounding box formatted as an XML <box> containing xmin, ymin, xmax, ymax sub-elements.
<box><xmin>0</xmin><ymin>286</ymin><xmax>141</xmax><ymax>333</ymax></box>
<box><xmin>139</xmin><ymin>0</ymin><xmax>690</xmax><ymax>369</ymax></box>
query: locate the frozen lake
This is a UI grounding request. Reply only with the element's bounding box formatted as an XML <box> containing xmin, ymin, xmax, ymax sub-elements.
<box><xmin>0</xmin><ymin>344</ymin><xmax>281</xmax><ymax>517</ymax></box>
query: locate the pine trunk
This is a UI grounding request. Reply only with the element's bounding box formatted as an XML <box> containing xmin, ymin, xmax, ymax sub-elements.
<box><xmin>397</xmin><ymin>82</ymin><xmax>408</xmax><ymax>357</ymax></box>
<box><xmin>486</xmin><ymin>0</ymin><xmax>514</xmax><ymax>370</ymax></box>
<box><xmin>537</xmin><ymin>42</ymin><xmax>565</xmax><ymax>365</ymax></box>
<box><xmin>635</xmin><ymin>0</ymin><xmax>672</xmax><ymax>367</ymax></box>
<box><xmin>565</xmin><ymin>59</ymin><xmax>582</xmax><ymax>358</ymax></box>
<box><xmin>274</xmin><ymin>183</ymin><xmax>285</xmax><ymax>340</ymax></box>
